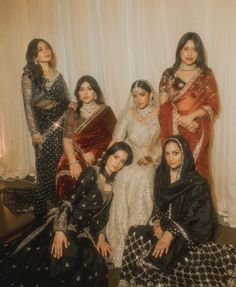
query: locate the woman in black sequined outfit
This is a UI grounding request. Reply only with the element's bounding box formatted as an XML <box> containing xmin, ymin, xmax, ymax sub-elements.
<box><xmin>119</xmin><ymin>136</ymin><xmax>236</xmax><ymax>287</ymax></box>
<box><xmin>22</xmin><ymin>39</ymin><xmax>70</xmax><ymax>217</ymax></box>
<box><xmin>0</xmin><ymin>142</ymin><xmax>133</xmax><ymax>287</ymax></box>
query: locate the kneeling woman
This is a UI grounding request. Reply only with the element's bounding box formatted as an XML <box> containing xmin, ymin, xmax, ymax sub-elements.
<box><xmin>0</xmin><ymin>142</ymin><xmax>133</xmax><ymax>287</ymax></box>
<box><xmin>119</xmin><ymin>136</ymin><xmax>236</xmax><ymax>287</ymax></box>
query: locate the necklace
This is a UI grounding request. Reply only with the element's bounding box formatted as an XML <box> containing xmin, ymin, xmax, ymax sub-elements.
<box><xmin>170</xmin><ymin>165</ymin><xmax>182</xmax><ymax>182</ymax></box>
<box><xmin>100</xmin><ymin>167</ymin><xmax>114</xmax><ymax>184</ymax></box>
<box><xmin>171</xmin><ymin>165</ymin><xmax>181</xmax><ymax>171</ymax></box>
<box><xmin>179</xmin><ymin>63</ymin><xmax>197</xmax><ymax>71</ymax></box>
<box><xmin>81</xmin><ymin>102</ymin><xmax>99</xmax><ymax>114</ymax></box>
<box><xmin>136</xmin><ymin>105</ymin><xmax>153</xmax><ymax>118</ymax></box>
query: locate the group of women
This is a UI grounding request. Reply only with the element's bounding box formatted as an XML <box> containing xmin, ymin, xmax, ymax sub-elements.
<box><xmin>0</xmin><ymin>32</ymin><xmax>235</xmax><ymax>286</ymax></box>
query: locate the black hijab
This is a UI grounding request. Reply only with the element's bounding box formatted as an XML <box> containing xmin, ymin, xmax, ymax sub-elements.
<box><xmin>154</xmin><ymin>135</ymin><xmax>208</xmax><ymax>209</ymax></box>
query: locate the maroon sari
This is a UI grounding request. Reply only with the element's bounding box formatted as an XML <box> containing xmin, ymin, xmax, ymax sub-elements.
<box><xmin>56</xmin><ymin>105</ymin><xmax>116</xmax><ymax>199</ymax></box>
<box><xmin>158</xmin><ymin>68</ymin><xmax>219</xmax><ymax>181</ymax></box>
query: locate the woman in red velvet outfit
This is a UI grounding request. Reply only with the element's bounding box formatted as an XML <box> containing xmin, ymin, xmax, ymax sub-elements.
<box><xmin>56</xmin><ymin>75</ymin><xmax>116</xmax><ymax>199</ymax></box>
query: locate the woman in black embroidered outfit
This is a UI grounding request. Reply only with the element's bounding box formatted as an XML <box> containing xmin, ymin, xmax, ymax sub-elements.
<box><xmin>21</xmin><ymin>39</ymin><xmax>70</xmax><ymax>217</ymax></box>
<box><xmin>0</xmin><ymin>142</ymin><xmax>133</xmax><ymax>287</ymax></box>
<box><xmin>119</xmin><ymin>136</ymin><xmax>236</xmax><ymax>287</ymax></box>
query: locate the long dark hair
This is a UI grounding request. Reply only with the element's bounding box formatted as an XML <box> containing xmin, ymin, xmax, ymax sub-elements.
<box><xmin>173</xmin><ymin>32</ymin><xmax>209</xmax><ymax>71</ymax></box>
<box><xmin>130</xmin><ymin>80</ymin><xmax>152</xmax><ymax>94</ymax></box>
<box><xmin>74</xmin><ymin>75</ymin><xmax>105</xmax><ymax>116</ymax></box>
<box><xmin>23</xmin><ymin>38</ymin><xmax>56</xmax><ymax>84</ymax></box>
<box><xmin>99</xmin><ymin>142</ymin><xmax>133</xmax><ymax>183</ymax></box>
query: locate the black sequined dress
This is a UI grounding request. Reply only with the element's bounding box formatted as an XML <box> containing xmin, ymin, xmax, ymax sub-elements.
<box><xmin>4</xmin><ymin>72</ymin><xmax>69</xmax><ymax>216</ymax></box>
<box><xmin>0</xmin><ymin>167</ymin><xmax>112</xmax><ymax>287</ymax></box>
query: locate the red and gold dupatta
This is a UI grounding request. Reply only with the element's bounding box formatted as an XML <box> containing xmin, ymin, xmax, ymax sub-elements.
<box><xmin>159</xmin><ymin>69</ymin><xmax>219</xmax><ymax>180</ymax></box>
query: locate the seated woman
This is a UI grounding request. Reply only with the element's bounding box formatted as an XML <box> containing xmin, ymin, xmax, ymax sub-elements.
<box><xmin>56</xmin><ymin>75</ymin><xmax>116</xmax><ymax>199</ymax></box>
<box><xmin>0</xmin><ymin>142</ymin><xmax>133</xmax><ymax>287</ymax></box>
<box><xmin>119</xmin><ymin>136</ymin><xmax>236</xmax><ymax>287</ymax></box>
<box><xmin>106</xmin><ymin>80</ymin><xmax>161</xmax><ymax>268</ymax></box>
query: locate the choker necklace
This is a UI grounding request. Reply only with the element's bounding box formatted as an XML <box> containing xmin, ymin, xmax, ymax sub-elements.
<box><xmin>179</xmin><ymin>63</ymin><xmax>197</xmax><ymax>71</ymax></box>
<box><xmin>170</xmin><ymin>165</ymin><xmax>182</xmax><ymax>181</ymax></box>
<box><xmin>81</xmin><ymin>102</ymin><xmax>99</xmax><ymax>114</ymax></box>
<box><xmin>171</xmin><ymin>165</ymin><xmax>181</xmax><ymax>171</ymax></box>
<box><xmin>136</xmin><ymin>105</ymin><xmax>153</xmax><ymax>118</ymax></box>
<box><xmin>101</xmin><ymin>167</ymin><xmax>114</xmax><ymax>184</ymax></box>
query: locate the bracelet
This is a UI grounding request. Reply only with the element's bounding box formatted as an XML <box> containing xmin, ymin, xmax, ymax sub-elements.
<box><xmin>69</xmin><ymin>161</ymin><xmax>79</xmax><ymax>165</ymax></box>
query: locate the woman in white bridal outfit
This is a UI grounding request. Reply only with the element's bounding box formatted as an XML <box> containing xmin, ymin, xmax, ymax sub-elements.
<box><xmin>106</xmin><ymin>80</ymin><xmax>161</xmax><ymax>268</ymax></box>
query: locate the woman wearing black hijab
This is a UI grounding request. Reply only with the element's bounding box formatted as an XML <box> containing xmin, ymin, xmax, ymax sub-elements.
<box><xmin>119</xmin><ymin>135</ymin><xmax>236</xmax><ymax>287</ymax></box>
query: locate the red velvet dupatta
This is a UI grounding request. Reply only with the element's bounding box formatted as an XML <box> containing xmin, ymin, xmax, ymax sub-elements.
<box><xmin>56</xmin><ymin>105</ymin><xmax>116</xmax><ymax>199</ymax></box>
<box><xmin>158</xmin><ymin>69</ymin><xmax>219</xmax><ymax>181</ymax></box>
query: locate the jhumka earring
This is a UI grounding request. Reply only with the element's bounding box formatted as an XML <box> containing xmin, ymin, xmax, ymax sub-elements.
<box><xmin>149</xmin><ymin>95</ymin><xmax>154</xmax><ymax>106</ymax></box>
<box><xmin>34</xmin><ymin>58</ymin><xmax>38</xmax><ymax>65</ymax></box>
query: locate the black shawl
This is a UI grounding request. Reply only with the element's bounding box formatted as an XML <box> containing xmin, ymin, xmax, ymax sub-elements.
<box><xmin>150</xmin><ymin>136</ymin><xmax>217</xmax><ymax>271</ymax></box>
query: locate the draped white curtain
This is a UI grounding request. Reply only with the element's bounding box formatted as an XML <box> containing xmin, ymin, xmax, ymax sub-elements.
<box><xmin>1</xmin><ymin>0</ymin><xmax>236</xmax><ymax>226</ymax></box>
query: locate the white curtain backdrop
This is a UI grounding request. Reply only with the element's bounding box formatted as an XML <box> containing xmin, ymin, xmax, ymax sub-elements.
<box><xmin>0</xmin><ymin>0</ymin><xmax>236</xmax><ymax>226</ymax></box>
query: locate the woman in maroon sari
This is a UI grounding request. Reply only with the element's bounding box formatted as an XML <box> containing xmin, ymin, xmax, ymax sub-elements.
<box><xmin>158</xmin><ymin>32</ymin><xmax>219</xmax><ymax>182</ymax></box>
<box><xmin>56</xmin><ymin>75</ymin><xmax>116</xmax><ymax>199</ymax></box>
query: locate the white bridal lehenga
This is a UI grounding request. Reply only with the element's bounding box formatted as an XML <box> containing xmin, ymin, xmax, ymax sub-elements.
<box><xmin>106</xmin><ymin>109</ymin><xmax>161</xmax><ymax>268</ymax></box>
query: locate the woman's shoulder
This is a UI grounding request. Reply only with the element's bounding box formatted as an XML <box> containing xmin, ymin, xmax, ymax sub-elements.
<box><xmin>52</xmin><ymin>71</ymin><xmax>63</xmax><ymax>81</ymax></box>
<box><xmin>162</xmin><ymin>67</ymin><xmax>175</xmax><ymax>76</ymax></box>
<box><xmin>66</xmin><ymin>107</ymin><xmax>79</xmax><ymax>120</ymax></box>
<box><xmin>99</xmin><ymin>104</ymin><xmax>113</xmax><ymax>112</ymax></box>
<box><xmin>199</xmin><ymin>67</ymin><xmax>213</xmax><ymax>76</ymax></box>
<box><xmin>123</xmin><ymin>108</ymin><xmax>132</xmax><ymax>119</ymax></box>
<box><xmin>199</xmin><ymin>67</ymin><xmax>216</xmax><ymax>82</ymax></box>
<box><xmin>188</xmin><ymin>173</ymin><xmax>210</xmax><ymax>198</ymax></box>
<box><xmin>99</xmin><ymin>103</ymin><xmax>109</xmax><ymax>110</ymax></box>
<box><xmin>22</xmin><ymin>69</ymin><xmax>32</xmax><ymax>80</ymax></box>
<box><xmin>79</xmin><ymin>166</ymin><xmax>97</xmax><ymax>181</ymax></box>
<box><xmin>85</xmin><ymin>165</ymin><xmax>97</xmax><ymax>173</ymax></box>
<box><xmin>101</xmin><ymin>104</ymin><xmax>116</xmax><ymax>117</ymax></box>
<box><xmin>56</xmin><ymin>71</ymin><xmax>64</xmax><ymax>78</ymax></box>
<box><xmin>85</xmin><ymin>166</ymin><xmax>98</xmax><ymax>179</ymax></box>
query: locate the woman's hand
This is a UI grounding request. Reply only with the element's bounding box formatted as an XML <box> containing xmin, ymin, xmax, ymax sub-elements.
<box><xmin>82</xmin><ymin>152</ymin><xmax>95</xmax><ymax>166</ymax></box>
<box><xmin>51</xmin><ymin>231</ymin><xmax>69</xmax><ymax>259</ymax></box>
<box><xmin>176</xmin><ymin>114</ymin><xmax>194</xmax><ymax>128</ymax></box>
<box><xmin>153</xmin><ymin>221</ymin><xmax>164</xmax><ymax>239</ymax></box>
<box><xmin>177</xmin><ymin>113</ymin><xmax>199</xmax><ymax>133</ymax></box>
<box><xmin>152</xmin><ymin>231</ymin><xmax>173</xmax><ymax>258</ymax></box>
<box><xmin>137</xmin><ymin>156</ymin><xmax>153</xmax><ymax>166</ymax></box>
<box><xmin>96</xmin><ymin>234</ymin><xmax>112</xmax><ymax>258</ymax></box>
<box><xmin>186</xmin><ymin>121</ymin><xmax>199</xmax><ymax>133</ymax></box>
<box><xmin>32</xmin><ymin>133</ymin><xmax>44</xmax><ymax>144</ymax></box>
<box><xmin>68</xmin><ymin>101</ymin><xmax>78</xmax><ymax>110</ymax></box>
<box><xmin>69</xmin><ymin>162</ymin><xmax>82</xmax><ymax>180</ymax></box>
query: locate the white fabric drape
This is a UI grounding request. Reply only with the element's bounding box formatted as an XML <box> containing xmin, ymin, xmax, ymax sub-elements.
<box><xmin>0</xmin><ymin>0</ymin><xmax>236</xmax><ymax>226</ymax></box>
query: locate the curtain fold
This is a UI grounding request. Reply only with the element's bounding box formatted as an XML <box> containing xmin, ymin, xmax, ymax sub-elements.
<box><xmin>1</xmin><ymin>0</ymin><xmax>236</xmax><ymax>226</ymax></box>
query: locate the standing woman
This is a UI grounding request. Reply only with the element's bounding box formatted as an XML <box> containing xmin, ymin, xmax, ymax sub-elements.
<box><xmin>22</xmin><ymin>38</ymin><xmax>70</xmax><ymax>217</ymax></box>
<box><xmin>56</xmin><ymin>75</ymin><xmax>116</xmax><ymax>199</ymax></box>
<box><xmin>158</xmin><ymin>32</ymin><xmax>219</xmax><ymax>182</ymax></box>
<box><xmin>106</xmin><ymin>80</ymin><xmax>161</xmax><ymax>268</ymax></box>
